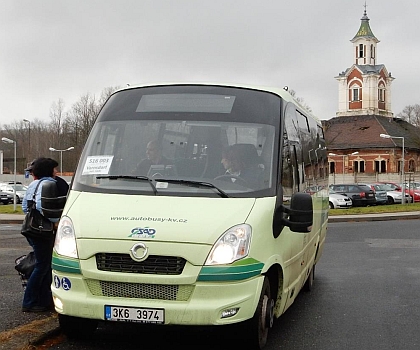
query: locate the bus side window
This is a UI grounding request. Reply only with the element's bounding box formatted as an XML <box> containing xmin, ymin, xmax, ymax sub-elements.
<box><xmin>282</xmin><ymin>103</ymin><xmax>302</xmax><ymax>196</ymax></box>
<box><xmin>281</xmin><ymin>138</ymin><xmax>293</xmax><ymax>197</ymax></box>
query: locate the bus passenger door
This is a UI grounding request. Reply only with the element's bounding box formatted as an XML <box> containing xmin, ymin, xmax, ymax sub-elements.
<box><xmin>281</xmin><ymin>103</ymin><xmax>308</xmax><ymax>296</ymax></box>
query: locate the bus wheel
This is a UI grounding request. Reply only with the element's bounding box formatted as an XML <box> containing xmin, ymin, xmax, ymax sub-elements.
<box><xmin>247</xmin><ymin>277</ymin><xmax>274</xmax><ymax>349</ymax></box>
<box><xmin>59</xmin><ymin>314</ymin><xmax>98</xmax><ymax>339</ymax></box>
<box><xmin>303</xmin><ymin>265</ymin><xmax>315</xmax><ymax>292</ymax></box>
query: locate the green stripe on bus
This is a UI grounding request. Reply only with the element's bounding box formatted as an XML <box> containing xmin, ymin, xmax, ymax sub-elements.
<box><xmin>197</xmin><ymin>262</ymin><xmax>264</xmax><ymax>281</ymax></box>
<box><xmin>52</xmin><ymin>255</ymin><xmax>81</xmax><ymax>274</ymax></box>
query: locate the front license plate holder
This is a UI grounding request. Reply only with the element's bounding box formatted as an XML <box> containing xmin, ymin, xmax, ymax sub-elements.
<box><xmin>105</xmin><ymin>305</ymin><xmax>165</xmax><ymax>324</ymax></box>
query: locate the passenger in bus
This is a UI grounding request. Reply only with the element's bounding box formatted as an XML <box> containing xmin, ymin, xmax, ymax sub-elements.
<box><xmin>132</xmin><ymin>140</ymin><xmax>170</xmax><ymax>176</ymax></box>
<box><xmin>219</xmin><ymin>144</ymin><xmax>264</xmax><ymax>188</ymax></box>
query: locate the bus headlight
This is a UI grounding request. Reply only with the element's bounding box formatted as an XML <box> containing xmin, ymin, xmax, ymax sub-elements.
<box><xmin>54</xmin><ymin>216</ymin><xmax>78</xmax><ymax>258</ymax></box>
<box><xmin>205</xmin><ymin>224</ymin><xmax>252</xmax><ymax>265</ymax></box>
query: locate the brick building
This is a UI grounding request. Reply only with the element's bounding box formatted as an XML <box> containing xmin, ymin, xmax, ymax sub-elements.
<box><xmin>324</xmin><ymin>8</ymin><xmax>420</xmax><ymax>184</ymax></box>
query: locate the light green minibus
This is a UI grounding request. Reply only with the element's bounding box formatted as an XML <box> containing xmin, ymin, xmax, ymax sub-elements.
<box><xmin>47</xmin><ymin>83</ymin><xmax>328</xmax><ymax>349</ymax></box>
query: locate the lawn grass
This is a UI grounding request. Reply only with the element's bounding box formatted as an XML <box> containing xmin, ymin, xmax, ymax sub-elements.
<box><xmin>329</xmin><ymin>202</ymin><xmax>420</xmax><ymax>215</ymax></box>
<box><xmin>0</xmin><ymin>205</ymin><xmax>24</xmax><ymax>214</ymax></box>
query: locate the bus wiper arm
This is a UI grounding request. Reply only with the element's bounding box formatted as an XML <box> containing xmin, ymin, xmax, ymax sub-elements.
<box><xmin>155</xmin><ymin>179</ymin><xmax>229</xmax><ymax>198</ymax></box>
<box><xmin>96</xmin><ymin>175</ymin><xmax>157</xmax><ymax>195</ymax></box>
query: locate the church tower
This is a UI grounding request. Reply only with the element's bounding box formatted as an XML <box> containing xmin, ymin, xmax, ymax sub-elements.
<box><xmin>335</xmin><ymin>7</ymin><xmax>394</xmax><ymax>117</ymax></box>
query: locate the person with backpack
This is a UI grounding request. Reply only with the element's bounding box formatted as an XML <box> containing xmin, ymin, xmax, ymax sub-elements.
<box><xmin>21</xmin><ymin>157</ymin><xmax>60</xmax><ymax>312</ymax></box>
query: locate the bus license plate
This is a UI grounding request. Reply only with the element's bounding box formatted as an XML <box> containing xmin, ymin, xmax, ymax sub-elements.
<box><xmin>105</xmin><ymin>305</ymin><xmax>164</xmax><ymax>324</ymax></box>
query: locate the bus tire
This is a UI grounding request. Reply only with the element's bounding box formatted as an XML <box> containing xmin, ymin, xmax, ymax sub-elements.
<box><xmin>246</xmin><ymin>277</ymin><xmax>274</xmax><ymax>349</ymax></box>
<box><xmin>303</xmin><ymin>265</ymin><xmax>315</xmax><ymax>292</ymax></box>
<box><xmin>59</xmin><ymin>314</ymin><xmax>98</xmax><ymax>339</ymax></box>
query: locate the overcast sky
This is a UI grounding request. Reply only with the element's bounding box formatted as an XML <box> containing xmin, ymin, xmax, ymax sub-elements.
<box><xmin>0</xmin><ymin>0</ymin><xmax>418</xmax><ymax>126</ymax></box>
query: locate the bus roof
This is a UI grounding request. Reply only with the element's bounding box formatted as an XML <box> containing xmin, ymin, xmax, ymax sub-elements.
<box><xmin>113</xmin><ymin>82</ymin><xmax>319</xmax><ymax>121</ymax></box>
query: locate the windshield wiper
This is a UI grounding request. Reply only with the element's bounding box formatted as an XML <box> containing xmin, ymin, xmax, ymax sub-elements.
<box><xmin>154</xmin><ymin>179</ymin><xmax>229</xmax><ymax>198</ymax></box>
<box><xmin>96</xmin><ymin>175</ymin><xmax>157</xmax><ymax>195</ymax></box>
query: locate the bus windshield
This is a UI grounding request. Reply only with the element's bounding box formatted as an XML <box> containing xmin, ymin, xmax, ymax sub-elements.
<box><xmin>72</xmin><ymin>85</ymin><xmax>281</xmax><ymax>198</ymax></box>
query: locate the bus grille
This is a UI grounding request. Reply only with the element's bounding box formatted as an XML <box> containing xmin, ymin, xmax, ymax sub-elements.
<box><xmin>85</xmin><ymin>279</ymin><xmax>194</xmax><ymax>301</ymax></box>
<box><xmin>96</xmin><ymin>253</ymin><xmax>186</xmax><ymax>275</ymax></box>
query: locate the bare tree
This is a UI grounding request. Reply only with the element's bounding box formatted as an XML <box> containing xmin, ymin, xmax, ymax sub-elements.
<box><xmin>1</xmin><ymin>85</ymin><xmax>120</xmax><ymax>173</ymax></box>
<box><xmin>288</xmin><ymin>89</ymin><xmax>313</xmax><ymax>113</ymax></box>
<box><xmin>49</xmin><ymin>98</ymin><xmax>67</xmax><ymax>148</ymax></box>
<box><xmin>1</xmin><ymin>121</ymin><xmax>26</xmax><ymax>172</ymax></box>
<box><xmin>62</xmin><ymin>86</ymin><xmax>121</xmax><ymax>171</ymax></box>
<box><xmin>1</xmin><ymin>119</ymin><xmax>51</xmax><ymax>172</ymax></box>
<box><xmin>99</xmin><ymin>85</ymin><xmax>121</xmax><ymax>107</ymax></box>
<box><xmin>31</xmin><ymin>120</ymin><xmax>54</xmax><ymax>159</ymax></box>
<box><xmin>396</xmin><ymin>104</ymin><xmax>420</xmax><ymax>128</ymax></box>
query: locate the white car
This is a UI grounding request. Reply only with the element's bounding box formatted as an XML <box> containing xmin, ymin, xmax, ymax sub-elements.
<box><xmin>371</xmin><ymin>183</ymin><xmax>412</xmax><ymax>204</ymax></box>
<box><xmin>329</xmin><ymin>189</ymin><xmax>352</xmax><ymax>209</ymax></box>
<box><xmin>0</xmin><ymin>182</ymin><xmax>28</xmax><ymax>204</ymax></box>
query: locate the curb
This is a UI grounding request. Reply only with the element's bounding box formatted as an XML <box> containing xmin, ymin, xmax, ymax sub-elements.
<box><xmin>0</xmin><ymin>215</ymin><xmax>25</xmax><ymax>225</ymax></box>
<box><xmin>0</xmin><ymin>314</ymin><xmax>60</xmax><ymax>350</ymax></box>
<box><xmin>30</xmin><ymin>318</ymin><xmax>61</xmax><ymax>347</ymax></box>
<box><xmin>327</xmin><ymin>212</ymin><xmax>420</xmax><ymax>223</ymax></box>
<box><xmin>0</xmin><ymin>219</ymin><xmax>24</xmax><ymax>225</ymax></box>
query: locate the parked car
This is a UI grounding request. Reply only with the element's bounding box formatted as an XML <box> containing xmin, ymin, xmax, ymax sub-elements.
<box><xmin>0</xmin><ymin>190</ymin><xmax>13</xmax><ymax>205</ymax></box>
<box><xmin>329</xmin><ymin>184</ymin><xmax>376</xmax><ymax>207</ymax></box>
<box><xmin>361</xmin><ymin>183</ymin><xmax>388</xmax><ymax>205</ymax></box>
<box><xmin>378</xmin><ymin>182</ymin><xmax>420</xmax><ymax>202</ymax></box>
<box><xmin>403</xmin><ymin>182</ymin><xmax>420</xmax><ymax>189</ymax></box>
<box><xmin>370</xmin><ymin>183</ymin><xmax>412</xmax><ymax>204</ymax></box>
<box><xmin>329</xmin><ymin>189</ymin><xmax>352</xmax><ymax>209</ymax></box>
<box><xmin>0</xmin><ymin>182</ymin><xmax>27</xmax><ymax>204</ymax></box>
<box><xmin>400</xmin><ymin>183</ymin><xmax>420</xmax><ymax>202</ymax></box>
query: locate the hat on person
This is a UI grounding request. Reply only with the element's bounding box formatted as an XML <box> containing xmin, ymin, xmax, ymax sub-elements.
<box><xmin>24</xmin><ymin>159</ymin><xmax>38</xmax><ymax>172</ymax></box>
<box><xmin>31</xmin><ymin>157</ymin><xmax>59</xmax><ymax>178</ymax></box>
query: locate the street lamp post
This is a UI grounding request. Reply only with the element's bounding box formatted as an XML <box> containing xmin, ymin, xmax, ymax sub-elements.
<box><xmin>23</xmin><ymin>119</ymin><xmax>31</xmax><ymax>164</ymax></box>
<box><xmin>2</xmin><ymin>137</ymin><xmax>17</xmax><ymax>211</ymax></box>
<box><xmin>49</xmin><ymin>146</ymin><xmax>75</xmax><ymax>175</ymax></box>
<box><xmin>380</xmin><ymin>133</ymin><xmax>405</xmax><ymax>204</ymax></box>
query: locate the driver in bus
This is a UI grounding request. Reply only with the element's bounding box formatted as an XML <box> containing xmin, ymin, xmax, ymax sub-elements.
<box><xmin>220</xmin><ymin>145</ymin><xmax>264</xmax><ymax>188</ymax></box>
<box><xmin>132</xmin><ymin>140</ymin><xmax>170</xmax><ymax>176</ymax></box>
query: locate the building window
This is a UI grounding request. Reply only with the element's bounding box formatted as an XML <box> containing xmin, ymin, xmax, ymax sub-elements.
<box><xmin>329</xmin><ymin>161</ymin><xmax>335</xmax><ymax>174</ymax></box>
<box><xmin>378</xmin><ymin>87</ymin><xmax>385</xmax><ymax>102</ymax></box>
<box><xmin>359</xmin><ymin>44</ymin><xmax>364</xmax><ymax>58</ymax></box>
<box><xmin>409</xmin><ymin>160</ymin><xmax>415</xmax><ymax>172</ymax></box>
<box><xmin>354</xmin><ymin>160</ymin><xmax>365</xmax><ymax>173</ymax></box>
<box><xmin>375</xmin><ymin>160</ymin><xmax>386</xmax><ymax>173</ymax></box>
<box><xmin>370</xmin><ymin>44</ymin><xmax>375</xmax><ymax>59</ymax></box>
<box><xmin>352</xmin><ymin>88</ymin><xmax>360</xmax><ymax>101</ymax></box>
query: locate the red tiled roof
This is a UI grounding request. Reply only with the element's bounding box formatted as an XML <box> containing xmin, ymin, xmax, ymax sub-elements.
<box><xmin>323</xmin><ymin>115</ymin><xmax>420</xmax><ymax>150</ymax></box>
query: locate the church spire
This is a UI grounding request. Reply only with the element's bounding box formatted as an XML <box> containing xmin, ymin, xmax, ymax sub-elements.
<box><xmin>351</xmin><ymin>4</ymin><xmax>379</xmax><ymax>66</ymax></box>
<box><xmin>351</xmin><ymin>4</ymin><xmax>378</xmax><ymax>43</ymax></box>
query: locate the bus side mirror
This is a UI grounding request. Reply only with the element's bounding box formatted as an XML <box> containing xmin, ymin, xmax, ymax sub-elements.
<box><xmin>41</xmin><ymin>181</ymin><xmax>67</xmax><ymax>219</ymax></box>
<box><xmin>274</xmin><ymin>192</ymin><xmax>313</xmax><ymax>235</ymax></box>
